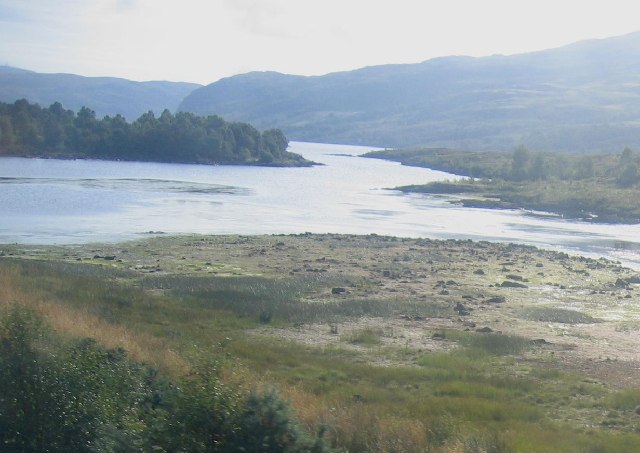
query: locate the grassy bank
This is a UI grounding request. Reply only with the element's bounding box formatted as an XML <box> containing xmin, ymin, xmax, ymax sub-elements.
<box><xmin>2</xmin><ymin>234</ymin><xmax>640</xmax><ymax>451</ymax></box>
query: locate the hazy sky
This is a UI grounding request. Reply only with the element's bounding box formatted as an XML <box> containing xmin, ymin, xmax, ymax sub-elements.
<box><xmin>1</xmin><ymin>0</ymin><xmax>638</xmax><ymax>85</ymax></box>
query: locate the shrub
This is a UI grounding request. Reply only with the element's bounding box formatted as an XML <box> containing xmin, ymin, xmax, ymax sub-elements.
<box><xmin>158</xmin><ymin>358</ymin><xmax>240</xmax><ymax>452</ymax></box>
<box><xmin>0</xmin><ymin>306</ymin><xmax>164</xmax><ymax>452</ymax></box>
<box><xmin>232</xmin><ymin>388</ymin><xmax>331</xmax><ymax>452</ymax></box>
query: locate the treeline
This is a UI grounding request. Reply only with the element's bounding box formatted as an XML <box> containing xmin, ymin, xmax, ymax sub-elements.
<box><xmin>367</xmin><ymin>146</ymin><xmax>640</xmax><ymax>223</ymax></box>
<box><xmin>366</xmin><ymin>145</ymin><xmax>640</xmax><ymax>187</ymax></box>
<box><xmin>0</xmin><ymin>305</ymin><xmax>330</xmax><ymax>452</ymax></box>
<box><xmin>506</xmin><ymin>146</ymin><xmax>640</xmax><ymax>187</ymax></box>
<box><xmin>0</xmin><ymin>99</ymin><xmax>311</xmax><ymax>166</ymax></box>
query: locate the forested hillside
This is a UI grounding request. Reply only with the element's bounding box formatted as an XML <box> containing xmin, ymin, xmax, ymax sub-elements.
<box><xmin>0</xmin><ymin>66</ymin><xmax>200</xmax><ymax>120</ymax></box>
<box><xmin>179</xmin><ymin>31</ymin><xmax>640</xmax><ymax>152</ymax></box>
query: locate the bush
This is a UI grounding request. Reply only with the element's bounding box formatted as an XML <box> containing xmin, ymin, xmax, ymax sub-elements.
<box><xmin>0</xmin><ymin>306</ymin><xmax>164</xmax><ymax>452</ymax></box>
<box><xmin>233</xmin><ymin>388</ymin><xmax>331</xmax><ymax>452</ymax></box>
<box><xmin>158</xmin><ymin>358</ymin><xmax>240</xmax><ymax>452</ymax></box>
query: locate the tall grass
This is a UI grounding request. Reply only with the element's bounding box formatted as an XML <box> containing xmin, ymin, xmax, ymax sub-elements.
<box><xmin>154</xmin><ymin>273</ymin><xmax>448</xmax><ymax>322</ymax></box>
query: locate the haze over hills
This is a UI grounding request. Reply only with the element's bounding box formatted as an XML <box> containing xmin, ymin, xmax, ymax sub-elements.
<box><xmin>179</xmin><ymin>31</ymin><xmax>640</xmax><ymax>152</ymax></box>
<box><xmin>0</xmin><ymin>66</ymin><xmax>201</xmax><ymax>120</ymax></box>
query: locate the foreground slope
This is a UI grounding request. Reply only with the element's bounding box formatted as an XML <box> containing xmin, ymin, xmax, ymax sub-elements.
<box><xmin>180</xmin><ymin>31</ymin><xmax>640</xmax><ymax>151</ymax></box>
<box><xmin>3</xmin><ymin>234</ymin><xmax>640</xmax><ymax>451</ymax></box>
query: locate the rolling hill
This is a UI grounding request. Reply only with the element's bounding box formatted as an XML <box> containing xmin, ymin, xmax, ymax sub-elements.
<box><xmin>0</xmin><ymin>66</ymin><xmax>201</xmax><ymax>119</ymax></box>
<box><xmin>179</xmin><ymin>31</ymin><xmax>640</xmax><ymax>152</ymax></box>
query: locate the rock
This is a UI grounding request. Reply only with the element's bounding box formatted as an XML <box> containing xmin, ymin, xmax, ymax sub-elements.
<box><xmin>506</xmin><ymin>274</ymin><xmax>524</xmax><ymax>281</ymax></box>
<box><xmin>473</xmin><ymin>269</ymin><xmax>485</xmax><ymax>275</ymax></box>
<box><xmin>476</xmin><ymin>327</ymin><xmax>493</xmax><ymax>333</ymax></box>
<box><xmin>401</xmin><ymin>314</ymin><xmax>426</xmax><ymax>321</ymax></box>
<box><xmin>382</xmin><ymin>270</ymin><xmax>391</xmax><ymax>277</ymax></box>
<box><xmin>462</xmin><ymin>320</ymin><xmax>476</xmax><ymax>328</ymax></box>
<box><xmin>615</xmin><ymin>278</ymin><xmax>630</xmax><ymax>289</ymax></box>
<box><xmin>454</xmin><ymin>302</ymin><xmax>471</xmax><ymax>316</ymax></box>
<box><xmin>500</xmin><ymin>281</ymin><xmax>528</xmax><ymax>288</ymax></box>
<box><xmin>487</xmin><ymin>296</ymin><xmax>506</xmax><ymax>304</ymax></box>
<box><xmin>531</xmin><ymin>339</ymin><xmax>549</xmax><ymax>345</ymax></box>
<box><xmin>432</xmin><ymin>332</ymin><xmax>446</xmax><ymax>340</ymax></box>
<box><xmin>331</xmin><ymin>287</ymin><xmax>347</xmax><ymax>295</ymax></box>
<box><xmin>94</xmin><ymin>254</ymin><xmax>116</xmax><ymax>260</ymax></box>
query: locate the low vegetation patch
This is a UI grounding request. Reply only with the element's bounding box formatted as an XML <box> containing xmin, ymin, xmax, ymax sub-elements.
<box><xmin>519</xmin><ymin>307</ymin><xmax>601</xmax><ymax>324</ymax></box>
<box><xmin>341</xmin><ymin>327</ymin><xmax>385</xmax><ymax>346</ymax></box>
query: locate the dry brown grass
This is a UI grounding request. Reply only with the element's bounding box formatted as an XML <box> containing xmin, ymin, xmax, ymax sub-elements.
<box><xmin>38</xmin><ymin>302</ymin><xmax>186</xmax><ymax>374</ymax></box>
<box><xmin>0</xmin><ymin>265</ymin><xmax>187</xmax><ymax>376</ymax></box>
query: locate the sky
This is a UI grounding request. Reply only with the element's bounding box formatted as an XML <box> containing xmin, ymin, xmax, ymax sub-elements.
<box><xmin>0</xmin><ymin>0</ymin><xmax>638</xmax><ymax>85</ymax></box>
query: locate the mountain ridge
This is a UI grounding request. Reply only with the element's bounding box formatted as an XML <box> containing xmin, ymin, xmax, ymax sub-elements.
<box><xmin>0</xmin><ymin>65</ymin><xmax>201</xmax><ymax>120</ymax></box>
<box><xmin>179</xmin><ymin>31</ymin><xmax>640</xmax><ymax>151</ymax></box>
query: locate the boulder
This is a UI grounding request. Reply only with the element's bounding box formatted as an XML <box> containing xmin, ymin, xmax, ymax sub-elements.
<box><xmin>486</xmin><ymin>296</ymin><xmax>506</xmax><ymax>304</ymax></box>
<box><xmin>500</xmin><ymin>281</ymin><xmax>528</xmax><ymax>288</ymax></box>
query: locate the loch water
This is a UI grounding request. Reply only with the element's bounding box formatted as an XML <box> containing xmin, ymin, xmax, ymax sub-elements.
<box><xmin>1</xmin><ymin>141</ymin><xmax>640</xmax><ymax>269</ymax></box>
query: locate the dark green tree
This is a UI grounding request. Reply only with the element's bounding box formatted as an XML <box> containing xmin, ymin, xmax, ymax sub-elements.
<box><xmin>510</xmin><ymin>145</ymin><xmax>530</xmax><ymax>181</ymax></box>
<box><xmin>0</xmin><ymin>99</ymin><xmax>307</xmax><ymax>165</ymax></box>
<box><xmin>617</xmin><ymin>162</ymin><xmax>639</xmax><ymax>187</ymax></box>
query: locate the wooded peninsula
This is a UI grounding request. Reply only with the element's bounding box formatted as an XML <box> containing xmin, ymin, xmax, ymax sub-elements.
<box><xmin>366</xmin><ymin>147</ymin><xmax>640</xmax><ymax>224</ymax></box>
<box><xmin>0</xmin><ymin>99</ymin><xmax>313</xmax><ymax>167</ymax></box>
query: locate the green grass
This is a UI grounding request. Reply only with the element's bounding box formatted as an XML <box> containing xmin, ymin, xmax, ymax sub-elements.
<box><xmin>150</xmin><ymin>273</ymin><xmax>449</xmax><ymax>323</ymax></box>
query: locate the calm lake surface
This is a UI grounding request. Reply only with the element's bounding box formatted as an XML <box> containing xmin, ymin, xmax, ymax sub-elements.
<box><xmin>2</xmin><ymin>141</ymin><xmax>640</xmax><ymax>268</ymax></box>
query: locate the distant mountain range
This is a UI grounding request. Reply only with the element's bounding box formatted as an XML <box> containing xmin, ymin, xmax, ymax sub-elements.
<box><xmin>5</xmin><ymin>32</ymin><xmax>640</xmax><ymax>151</ymax></box>
<box><xmin>179</xmin><ymin>31</ymin><xmax>640</xmax><ymax>152</ymax></box>
<box><xmin>0</xmin><ymin>66</ymin><xmax>200</xmax><ymax>120</ymax></box>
